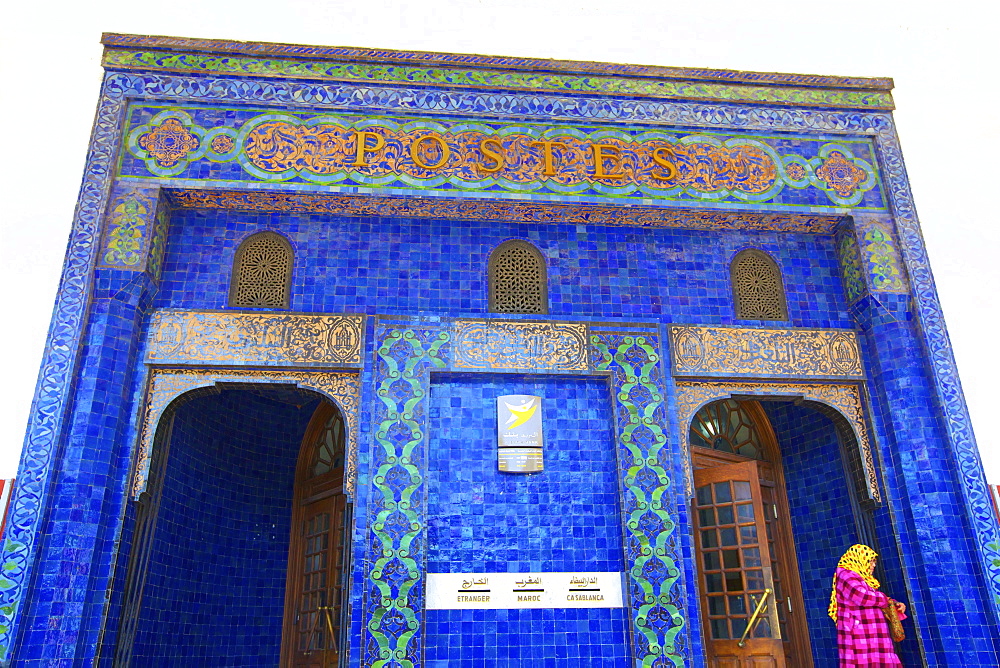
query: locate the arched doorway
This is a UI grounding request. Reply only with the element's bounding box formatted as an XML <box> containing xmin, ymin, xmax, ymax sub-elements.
<box><xmin>280</xmin><ymin>401</ymin><xmax>352</xmax><ymax>668</ymax></box>
<box><xmin>113</xmin><ymin>385</ymin><xmax>353</xmax><ymax>667</ymax></box>
<box><xmin>689</xmin><ymin>398</ymin><xmax>810</xmax><ymax>668</ymax></box>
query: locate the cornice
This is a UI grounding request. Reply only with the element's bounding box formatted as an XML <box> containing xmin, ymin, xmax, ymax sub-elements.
<box><xmin>100</xmin><ymin>33</ymin><xmax>895</xmax><ymax>110</ymax></box>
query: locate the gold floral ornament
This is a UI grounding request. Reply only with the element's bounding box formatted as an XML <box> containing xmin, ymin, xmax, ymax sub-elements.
<box><xmin>785</xmin><ymin>162</ymin><xmax>806</xmax><ymax>181</ymax></box>
<box><xmin>211</xmin><ymin>134</ymin><xmax>235</xmax><ymax>153</ymax></box>
<box><xmin>138</xmin><ymin>118</ymin><xmax>200</xmax><ymax>167</ymax></box>
<box><xmin>816</xmin><ymin>151</ymin><xmax>867</xmax><ymax>198</ymax></box>
<box><xmin>103</xmin><ymin>194</ymin><xmax>149</xmax><ymax>266</ymax></box>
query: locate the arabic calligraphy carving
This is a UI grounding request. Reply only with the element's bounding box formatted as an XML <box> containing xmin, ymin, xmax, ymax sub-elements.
<box><xmin>146</xmin><ymin>311</ymin><xmax>364</xmax><ymax>367</ymax></box>
<box><xmin>132</xmin><ymin>368</ymin><xmax>360</xmax><ymax>500</ymax></box>
<box><xmin>670</xmin><ymin>326</ymin><xmax>863</xmax><ymax>378</ymax></box>
<box><xmin>674</xmin><ymin>380</ymin><xmax>880</xmax><ymax>503</ymax></box>
<box><xmin>452</xmin><ymin>320</ymin><xmax>589</xmax><ymax>371</ymax></box>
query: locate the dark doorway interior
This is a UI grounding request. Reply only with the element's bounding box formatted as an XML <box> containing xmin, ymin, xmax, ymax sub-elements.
<box><xmin>122</xmin><ymin>386</ymin><xmax>324</xmax><ymax>666</ymax></box>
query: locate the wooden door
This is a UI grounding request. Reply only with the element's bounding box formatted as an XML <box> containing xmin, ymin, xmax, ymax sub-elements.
<box><xmin>694</xmin><ymin>461</ymin><xmax>785</xmax><ymax>668</ymax></box>
<box><xmin>281</xmin><ymin>403</ymin><xmax>350</xmax><ymax>668</ymax></box>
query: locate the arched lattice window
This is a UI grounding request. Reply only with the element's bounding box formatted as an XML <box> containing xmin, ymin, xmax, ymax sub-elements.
<box><xmin>229</xmin><ymin>231</ymin><xmax>293</xmax><ymax>308</ymax></box>
<box><xmin>730</xmin><ymin>249</ymin><xmax>788</xmax><ymax>320</ymax></box>
<box><xmin>689</xmin><ymin>399</ymin><xmax>766</xmax><ymax>460</ymax></box>
<box><xmin>308</xmin><ymin>406</ymin><xmax>346</xmax><ymax>478</ymax></box>
<box><xmin>488</xmin><ymin>240</ymin><xmax>548</xmax><ymax>314</ymax></box>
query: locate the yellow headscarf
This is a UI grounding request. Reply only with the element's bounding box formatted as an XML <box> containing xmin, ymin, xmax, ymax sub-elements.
<box><xmin>828</xmin><ymin>544</ymin><xmax>880</xmax><ymax>622</ymax></box>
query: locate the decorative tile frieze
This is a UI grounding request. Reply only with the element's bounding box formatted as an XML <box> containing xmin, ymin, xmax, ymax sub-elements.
<box><xmin>122</xmin><ymin>106</ymin><xmax>884</xmax><ymax>210</ymax></box>
<box><xmin>101</xmin><ymin>43</ymin><xmax>893</xmax><ymax>110</ymax></box>
<box><xmin>669</xmin><ymin>325</ymin><xmax>864</xmax><ymax>379</ymax></box>
<box><xmin>145</xmin><ymin>310</ymin><xmax>364</xmax><ymax>367</ymax></box>
<box><xmin>451</xmin><ymin>320</ymin><xmax>589</xmax><ymax>371</ymax></box>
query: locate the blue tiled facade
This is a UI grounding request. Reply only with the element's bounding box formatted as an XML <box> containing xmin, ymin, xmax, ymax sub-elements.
<box><xmin>3</xmin><ymin>33</ymin><xmax>999</xmax><ymax>667</ymax></box>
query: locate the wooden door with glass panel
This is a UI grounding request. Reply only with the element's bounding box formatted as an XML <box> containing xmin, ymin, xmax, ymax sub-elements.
<box><xmin>690</xmin><ymin>399</ymin><xmax>811</xmax><ymax>667</ymax></box>
<box><xmin>281</xmin><ymin>402</ymin><xmax>351</xmax><ymax>668</ymax></box>
<box><xmin>695</xmin><ymin>462</ymin><xmax>783</xmax><ymax>667</ymax></box>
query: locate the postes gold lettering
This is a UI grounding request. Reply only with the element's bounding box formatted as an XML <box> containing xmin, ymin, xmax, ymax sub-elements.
<box><xmin>351</xmin><ymin>130</ymin><xmax>386</xmax><ymax>167</ymax></box>
<box><xmin>652</xmin><ymin>146</ymin><xmax>679</xmax><ymax>181</ymax></box>
<box><xmin>591</xmin><ymin>143</ymin><xmax>626</xmax><ymax>180</ymax></box>
<box><xmin>567</xmin><ymin>594</ymin><xmax>605</xmax><ymax>601</ymax></box>
<box><xmin>478</xmin><ymin>138</ymin><xmax>506</xmax><ymax>174</ymax></box>
<box><xmin>517</xmin><ymin>595</ymin><xmax>541</xmax><ymax>602</ymax></box>
<box><xmin>411</xmin><ymin>133</ymin><xmax>451</xmax><ymax>169</ymax></box>
<box><xmin>529</xmin><ymin>140</ymin><xmax>568</xmax><ymax>176</ymax></box>
<box><xmin>457</xmin><ymin>595</ymin><xmax>490</xmax><ymax>602</ymax></box>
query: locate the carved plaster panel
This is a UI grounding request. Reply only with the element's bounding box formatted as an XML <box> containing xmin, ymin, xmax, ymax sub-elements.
<box><xmin>146</xmin><ymin>310</ymin><xmax>364</xmax><ymax>367</ymax></box>
<box><xmin>132</xmin><ymin>368</ymin><xmax>360</xmax><ymax>500</ymax></box>
<box><xmin>669</xmin><ymin>325</ymin><xmax>864</xmax><ymax>379</ymax></box>
<box><xmin>675</xmin><ymin>380</ymin><xmax>880</xmax><ymax>504</ymax></box>
<box><xmin>452</xmin><ymin>320</ymin><xmax>590</xmax><ymax>371</ymax></box>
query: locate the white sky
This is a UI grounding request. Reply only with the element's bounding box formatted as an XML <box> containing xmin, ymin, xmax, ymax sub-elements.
<box><xmin>1</xmin><ymin>0</ymin><xmax>998</xmax><ymax>481</ymax></box>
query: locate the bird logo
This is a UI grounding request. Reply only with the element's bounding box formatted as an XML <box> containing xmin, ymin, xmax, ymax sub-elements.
<box><xmin>503</xmin><ymin>397</ymin><xmax>538</xmax><ymax>430</ymax></box>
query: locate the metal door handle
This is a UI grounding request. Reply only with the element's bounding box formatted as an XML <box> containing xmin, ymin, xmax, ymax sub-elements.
<box><xmin>738</xmin><ymin>588</ymin><xmax>772</xmax><ymax>647</ymax></box>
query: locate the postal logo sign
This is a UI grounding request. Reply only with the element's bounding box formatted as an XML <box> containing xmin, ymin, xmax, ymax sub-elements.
<box><xmin>497</xmin><ymin>395</ymin><xmax>543</xmax><ymax>473</ymax></box>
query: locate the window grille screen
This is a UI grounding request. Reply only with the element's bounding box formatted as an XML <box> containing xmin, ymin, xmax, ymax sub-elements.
<box><xmin>229</xmin><ymin>231</ymin><xmax>293</xmax><ymax>308</ymax></box>
<box><xmin>488</xmin><ymin>240</ymin><xmax>548</xmax><ymax>314</ymax></box>
<box><xmin>731</xmin><ymin>249</ymin><xmax>788</xmax><ymax>320</ymax></box>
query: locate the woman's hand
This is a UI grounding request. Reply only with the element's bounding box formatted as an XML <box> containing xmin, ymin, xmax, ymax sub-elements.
<box><xmin>893</xmin><ymin>600</ymin><xmax>906</xmax><ymax>616</ymax></box>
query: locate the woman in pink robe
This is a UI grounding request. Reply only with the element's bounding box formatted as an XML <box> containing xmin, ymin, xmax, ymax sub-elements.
<box><xmin>829</xmin><ymin>544</ymin><xmax>906</xmax><ymax>667</ymax></box>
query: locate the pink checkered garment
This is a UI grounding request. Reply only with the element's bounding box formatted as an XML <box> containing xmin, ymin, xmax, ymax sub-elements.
<box><xmin>834</xmin><ymin>567</ymin><xmax>905</xmax><ymax>666</ymax></box>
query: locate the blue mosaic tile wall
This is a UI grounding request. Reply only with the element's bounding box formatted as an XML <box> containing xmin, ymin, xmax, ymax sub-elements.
<box><xmin>424</xmin><ymin>373</ymin><xmax>630</xmax><ymax>666</ymax></box>
<box><xmin>763</xmin><ymin>401</ymin><xmax>918</xmax><ymax>666</ymax></box>
<box><xmin>130</xmin><ymin>389</ymin><xmax>319</xmax><ymax>666</ymax></box>
<box><xmin>155</xmin><ymin>208</ymin><xmax>851</xmax><ymax>329</ymax></box>
<box><xmin>13</xmin><ymin>269</ymin><xmax>155</xmax><ymax>667</ymax></box>
<box><xmin>856</xmin><ymin>315</ymin><xmax>1000</xmax><ymax>665</ymax></box>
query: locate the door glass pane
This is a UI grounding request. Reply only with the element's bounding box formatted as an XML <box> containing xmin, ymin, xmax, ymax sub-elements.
<box><xmin>734</xmin><ymin>481</ymin><xmax>752</xmax><ymax>501</ymax></box>
<box><xmin>722</xmin><ymin>549</ymin><xmax>740</xmax><ymax>569</ymax></box>
<box><xmin>717</xmin><ymin>506</ymin><xmax>734</xmax><ymax>525</ymax></box>
<box><xmin>711</xmin><ymin>618</ymin><xmax>729</xmax><ymax>639</ymax></box>
<box><xmin>720</xmin><ymin>528</ymin><xmax>737</xmax><ymax>546</ymax></box>
<box><xmin>699</xmin><ymin>508</ymin><xmax>716</xmax><ymax>527</ymax></box>
<box><xmin>701</xmin><ymin>530</ymin><xmax>718</xmax><ymax>548</ymax></box>
<box><xmin>714</xmin><ymin>482</ymin><xmax>732</xmax><ymax>503</ymax></box>
<box><xmin>696</xmin><ymin>485</ymin><xmax>713</xmax><ymax>506</ymax></box>
<box><xmin>740</xmin><ymin>525</ymin><xmax>758</xmax><ymax>544</ymax></box>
